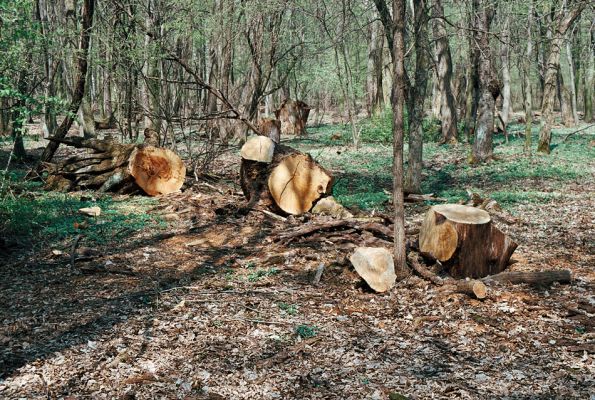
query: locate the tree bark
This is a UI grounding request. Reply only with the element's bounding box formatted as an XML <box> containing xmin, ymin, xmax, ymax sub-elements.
<box><xmin>39</xmin><ymin>0</ymin><xmax>95</xmax><ymax>163</ymax></box>
<box><xmin>432</xmin><ymin>0</ymin><xmax>458</xmax><ymax>144</ymax></box>
<box><xmin>391</xmin><ymin>0</ymin><xmax>408</xmax><ymax>278</ymax></box>
<box><xmin>471</xmin><ymin>0</ymin><xmax>496</xmax><ymax>163</ymax></box>
<box><xmin>404</xmin><ymin>0</ymin><xmax>429</xmax><ymax>194</ymax></box>
<box><xmin>565</xmin><ymin>38</ymin><xmax>579</xmax><ymax>125</ymax></box>
<box><xmin>583</xmin><ymin>29</ymin><xmax>594</xmax><ymax>122</ymax></box>
<box><xmin>500</xmin><ymin>16</ymin><xmax>512</xmax><ymax>128</ymax></box>
<box><xmin>537</xmin><ymin>2</ymin><xmax>586</xmax><ymax>154</ymax></box>
<box><xmin>523</xmin><ymin>0</ymin><xmax>534</xmax><ymax>154</ymax></box>
<box><xmin>366</xmin><ymin>20</ymin><xmax>384</xmax><ymax>117</ymax></box>
<box><xmin>464</xmin><ymin>3</ymin><xmax>480</xmax><ymax>141</ymax></box>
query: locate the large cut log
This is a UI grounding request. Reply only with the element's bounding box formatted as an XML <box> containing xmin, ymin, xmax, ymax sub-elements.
<box><xmin>274</xmin><ymin>99</ymin><xmax>311</xmax><ymax>136</ymax></box>
<box><xmin>44</xmin><ymin>136</ymin><xmax>185</xmax><ymax>196</ymax></box>
<box><xmin>349</xmin><ymin>247</ymin><xmax>396</xmax><ymax>292</ymax></box>
<box><xmin>240</xmin><ymin>144</ymin><xmax>333</xmax><ymax>215</ymax></box>
<box><xmin>419</xmin><ymin>204</ymin><xmax>517</xmax><ymax>279</ymax></box>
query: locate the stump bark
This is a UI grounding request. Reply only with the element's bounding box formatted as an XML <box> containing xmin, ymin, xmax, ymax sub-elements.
<box><xmin>240</xmin><ymin>144</ymin><xmax>333</xmax><ymax>215</ymax></box>
<box><xmin>44</xmin><ymin>137</ymin><xmax>185</xmax><ymax>196</ymax></box>
<box><xmin>419</xmin><ymin>204</ymin><xmax>517</xmax><ymax>279</ymax></box>
<box><xmin>275</xmin><ymin>99</ymin><xmax>311</xmax><ymax>136</ymax></box>
<box><xmin>257</xmin><ymin>118</ymin><xmax>281</xmax><ymax>143</ymax></box>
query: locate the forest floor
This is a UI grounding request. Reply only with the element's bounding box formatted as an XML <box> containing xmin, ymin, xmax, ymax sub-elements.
<box><xmin>0</xmin><ymin>118</ymin><xmax>594</xmax><ymax>399</ymax></box>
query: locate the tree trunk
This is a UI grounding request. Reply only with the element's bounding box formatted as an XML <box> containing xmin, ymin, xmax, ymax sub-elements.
<box><xmin>405</xmin><ymin>0</ymin><xmax>429</xmax><ymax>194</ymax></box>
<box><xmin>391</xmin><ymin>0</ymin><xmax>408</xmax><ymax>278</ymax></box>
<box><xmin>275</xmin><ymin>99</ymin><xmax>311</xmax><ymax>136</ymax></box>
<box><xmin>537</xmin><ymin>3</ymin><xmax>585</xmax><ymax>154</ymax></box>
<box><xmin>558</xmin><ymin>71</ymin><xmax>575</xmax><ymax>126</ymax></box>
<box><xmin>39</xmin><ymin>0</ymin><xmax>95</xmax><ymax>163</ymax></box>
<box><xmin>366</xmin><ymin>20</ymin><xmax>384</xmax><ymax>117</ymax></box>
<box><xmin>565</xmin><ymin>38</ymin><xmax>579</xmax><ymax>125</ymax></box>
<box><xmin>523</xmin><ymin>0</ymin><xmax>534</xmax><ymax>154</ymax></box>
<box><xmin>471</xmin><ymin>0</ymin><xmax>496</xmax><ymax>163</ymax></box>
<box><xmin>583</xmin><ymin>29</ymin><xmax>594</xmax><ymax>122</ymax></box>
<box><xmin>464</xmin><ymin>3</ymin><xmax>480</xmax><ymax>141</ymax></box>
<box><xmin>44</xmin><ymin>135</ymin><xmax>185</xmax><ymax>196</ymax></box>
<box><xmin>240</xmin><ymin>144</ymin><xmax>333</xmax><ymax>215</ymax></box>
<box><xmin>419</xmin><ymin>204</ymin><xmax>518</xmax><ymax>279</ymax></box>
<box><xmin>500</xmin><ymin>16</ymin><xmax>512</xmax><ymax>128</ymax></box>
<box><xmin>432</xmin><ymin>0</ymin><xmax>458</xmax><ymax>144</ymax></box>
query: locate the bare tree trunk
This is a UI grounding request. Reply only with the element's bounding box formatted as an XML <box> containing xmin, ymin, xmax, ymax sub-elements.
<box><xmin>36</xmin><ymin>0</ymin><xmax>57</xmax><ymax>139</ymax></box>
<box><xmin>585</xmin><ymin>29</ymin><xmax>594</xmax><ymax>122</ymax></box>
<box><xmin>405</xmin><ymin>0</ymin><xmax>429</xmax><ymax>194</ymax></box>
<box><xmin>464</xmin><ymin>4</ymin><xmax>480</xmax><ymax>141</ymax></box>
<box><xmin>537</xmin><ymin>2</ymin><xmax>585</xmax><ymax>154</ymax></box>
<box><xmin>39</xmin><ymin>0</ymin><xmax>95</xmax><ymax>163</ymax></box>
<box><xmin>391</xmin><ymin>0</ymin><xmax>407</xmax><ymax>278</ymax></box>
<box><xmin>471</xmin><ymin>0</ymin><xmax>495</xmax><ymax>163</ymax></box>
<box><xmin>558</xmin><ymin>71</ymin><xmax>575</xmax><ymax>126</ymax></box>
<box><xmin>366</xmin><ymin>20</ymin><xmax>384</xmax><ymax>117</ymax></box>
<box><xmin>523</xmin><ymin>0</ymin><xmax>534</xmax><ymax>154</ymax></box>
<box><xmin>566</xmin><ymin>38</ymin><xmax>579</xmax><ymax>125</ymax></box>
<box><xmin>500</xmin><ymin>16</ymin><xmax>512</xmax><ymax>128</ymax></box>
<box><xmin>432</xmin><ymin>0</ymin><xmax>458</xmax><ymax>144</ymax></box>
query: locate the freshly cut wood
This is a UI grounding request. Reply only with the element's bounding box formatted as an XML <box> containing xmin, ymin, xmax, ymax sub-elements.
<box><xmin>258</xmin><ymin>118</ymin><xmax>281</xmax><ymax>143</ymax></box>
<box><xmin>240</xmin><ymin>135</ymin><xmax>275</xmax><ymax>163</ymax></box>
<box><xmin>311</xmin><ymin>196</ymin><xmax>353</xmax><ymax>219</ymax></box>
<box><xmin>44</xmin><ymin>137</ymin><xmax>185</xmax><ymax>196</ymax></box>
<box><xmin>275</xmin><ymin>99</ymin><xmax>311</xmax><ymax>136</ymax></box>
<box><xmin>128</xmin><ymin>146</ymin><xmax>186</xmax><ymax>196</ymax></box>
<box><xmin>483</xmin><ymin>270</ymin><xmax>571</xmax><ymax>286</ymax></box>
<box><xmin>455</xmin><ymin>279</ymin><xmax>487</xmax><ymax>299</ymax></box>
<box><xmin>349</xmin><ymin>247</ymin><xmax>396</xmax><ymax>292</ymax></box>
<box><xmin>240</xmin><ymin>144</ymin><xmax>333</xmax><ymax>215</ymax></box>
<box><xmin>419</xmin><ymin>204</ymin><xmax>517</xmax><ymax>279</ymax></box>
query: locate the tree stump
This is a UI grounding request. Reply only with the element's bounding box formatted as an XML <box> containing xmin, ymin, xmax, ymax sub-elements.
<box><xmin>257</xmin><ymin>118</ymin><xmax>281</xmax><ymax>144</ymax></box>
<box><xmin>44</xmin><ymin>137</ymin><xmax>185</xmax><ymax>196</ymax></box>
<box><xmin>275</xmin><ymin>99</ymin><xmax>311</xmax><ymax>136</ymax></box>
<box><xmin>419</xmin><ymin>204</ymin><xmax>517</xmax><ymax>278</ymax></box>
<box><xmin>240</xmin><ymin>144</ymin><xmax>333</xmax><ymax>215</ymax></box>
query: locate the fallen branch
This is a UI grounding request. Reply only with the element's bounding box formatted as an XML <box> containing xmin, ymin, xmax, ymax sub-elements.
<box><xmin>407</xmin><ymin>252</ymin><xmax>444</xmax><ymax>285</ymax></box>
<box><xmin>312</xmin><ymin>263</ymin><xmax>325</xmax><ymax>285</ymax></box>
<box><xmin>482</xmin><ymin>270</ymin><xmax>571</xmax><ymax>286</ymax></box>
<box><xmin>70</xmin><ymin>234</ymin><xmax>83</xmax><ymax>269</ymax></box>
<box><xmin>561</xmin><ymin>123</ymin><xmax>595</xmax><ymax>143</ymax></box>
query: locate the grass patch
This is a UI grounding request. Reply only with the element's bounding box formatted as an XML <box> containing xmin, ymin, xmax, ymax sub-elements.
<box><xmin>0</xmin><ymin>175</ymin><xmax>165</xmax><ymax>250</ymax></box>
<box><xmin>247</xmin><ymin>267</ymin><xmax>279</xmax><ymax>282</ymax></box>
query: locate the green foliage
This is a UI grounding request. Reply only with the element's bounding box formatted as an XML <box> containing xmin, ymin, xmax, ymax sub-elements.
<box><xmin>358</xmin><ymin>107</ymin><xmax>394</xmax><ymax>144</ymax></box>
<box><xmin>247</xmin><ymin>267</ymin><xmax>279</xmax><ymax>282</ymax></box>
<box><xmin>278</xmin><ymin>302</ymin><xmax>298</xmax><ymax>315</ymax></box>
<box><xmin>295</xmin><ymin>324</ymin><xmax>318</xmax><ymax>339</ymax></box>
<box><xmin>0</xmin><ymin>176</ymin><xmax>165</xmax><ymax>249</ymax></box>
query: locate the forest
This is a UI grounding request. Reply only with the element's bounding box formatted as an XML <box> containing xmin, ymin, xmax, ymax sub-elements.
<box><xmin>0</xmin><ymin>0</ymin><xmax>594</xmax><ymax>398</ymax></box>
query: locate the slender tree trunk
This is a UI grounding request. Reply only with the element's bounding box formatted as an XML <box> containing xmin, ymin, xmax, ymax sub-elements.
<box><xmin>566</xmin><ymin>38</ymin><xmax>579</xmax><ymax>124</ymax></box>
<box><xmin>465</xmin><ymin>4</ymin><xmax>480</xmax><ymax>141</ymax></box>
<box><xmin>432</xmin><ymin>0</ymin><xmax>458</xmax><ymax>144</ymax></box>
<box><xmin>471</xmin><ymin>0</ymin><xmax>495</xmax><ymax>163</ymax></box>
<box><xmin>537</xmin><ymin>3</ymin><xmax>585</xmax><ymax>153</ymax></box>
<box><xmin>585</xmin><ymin>29</ymin><xmax>594</xmax><ymax>122</ymax></box>
<box><xmin>558</xmin><ymin>71</ymin><xmax>574</xmax><ymax>126</ymax></box>
<box><xmin>39</xmin><ymin>0</ymin><xmax>95</xmax><ymax>163</ymax></box>
<box><xmin>391</xmin><ymin>0</ymin><xmax>407</xmax><ymax>278</ymax></box>
<box><xmin>405</xmin><ymin>0</ymin><xmax>429</xmax><ymax>194</ymax></box>
<box><xmin>500</xmin><ymin>16</ymin><xmax>512</xmax><ymax>127</ymax></box>
<box><xmin>36</xmin><ymin>0</ymin><xmax>57</xmax><ymax>139</ymax></box>
<box><xmin>523</xmin><ymin>0</ymin><xmax>534</xmax><ymax>154</ymax></box>
<box><xmin>366</xmin><ymin>20</ymin><xmax>384</xmax><ymax>116</ymax></box>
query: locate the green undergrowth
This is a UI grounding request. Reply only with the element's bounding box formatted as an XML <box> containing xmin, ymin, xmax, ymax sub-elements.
<box><xmin>0</xmin><ymin>171</ymin><xmax>166</xmax><ymax>251</ymax></box>
<box><xmin>290</xmin><ymin>122</ymin><xmax>593</xmax><ymax>211</ymax></box>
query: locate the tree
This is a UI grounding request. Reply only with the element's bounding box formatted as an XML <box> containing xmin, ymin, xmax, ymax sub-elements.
<box><xmin>432</xmin><ymin>0</ymin><xmax>458</xmax><ymax>144</ymax></box>
<box><xmin>537</xmin><ymin>1</ymin><xmax>586</xmax><ymax>154</ymax></box>
<box><xmin>471</xmin><ymin>0</ymin><xmax>496</xmax><ymax>163</ymax></box>
<box><xmin>523</xmin><ymin>0</ymin><xmax>535</xmax><ymax>154</ymax></box>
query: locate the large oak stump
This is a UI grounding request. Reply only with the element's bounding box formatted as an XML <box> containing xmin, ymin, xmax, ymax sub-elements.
<box><xmin>44</xmin><ymin>136</ymin><xmax>185</xmax><ymax>196</ymax></box>
<box><xmin>275</xmin><ymin>99</ymin><xmax>311</xmax><ymax>136</ymax></box>
<box><xmin>240</xmin><ymin>144</ymin><xmax>333</xmax><ymax>215</ymax></box>
<box><xmin>419</xmin><ymin>204</ymin><xmax>517</xmax><ymax>278</ymax></box>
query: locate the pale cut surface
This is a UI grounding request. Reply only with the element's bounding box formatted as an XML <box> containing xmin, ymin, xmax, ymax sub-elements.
<box><xmin>267</xmin><ymin>154</ymin><xmax>332</xmax><ymax>215</ymax></box>
<box><xmin>240</xmin><ymin>136</ymin><xmax>275</xmax><ymax>163</ymax></box>
<box><xmin>419</xmin><ymin>210</ymin><xmax>458</xmax><ymax>261</ymax></box>
<box><xmin>349</xmin><ymin>247</ymin><xmax>396</xmax><ymax>292</ymax></box>
<box><xmin>430</xmin><ymin>204</ymin><xmax>491</xmax><ymax>224</ymax></box>
<box><xmin>128</xmin><ymin>146</ymin><xmax>186</xmax><ymax>196</ymax></box>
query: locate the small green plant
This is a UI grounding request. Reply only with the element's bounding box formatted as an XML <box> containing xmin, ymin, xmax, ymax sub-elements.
<box><xmin>278</xmin><ymin>302</ymin><xmax>298</xmax><ymax>315</ymax></box>
<box><xmin>295</xmin><ymin>324</ymin><xmax>318</xmax><ymax>339</ymax></box>
<box><xmin>247</xmin><ymin>267</ymin><xmax>279</xmax><ymax>282</ymax></box>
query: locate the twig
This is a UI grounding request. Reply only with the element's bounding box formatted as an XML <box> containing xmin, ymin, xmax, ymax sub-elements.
<box><xmin>257</xmin><ymin>208</ymin><xmax>287</xmax><ymax>222</ymax></box>
<box><xmin>70</xmin><ymin>234</ymin><xmax>83</xmax><ymax>269</ymax></box>
<box><xmin>561</xmin><ymin>124</ymin><xmax>595</xmax><ymax>143</ymax></box>
<box><xmin>312</xmin><ymin>263</ymin><xmax>325</xmax><ymax>285</ymax></box>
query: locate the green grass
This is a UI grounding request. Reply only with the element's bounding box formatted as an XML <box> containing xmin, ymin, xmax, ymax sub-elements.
<box><xmin>288</xmin><ymin>121</ymin><xmax>594</xmax><ymax>211</ymax></box>
<box><xmin>295</xmin><ymin>324</ymin><xmax>318</xmax><ymax>339</ymax></box>
<box><xmin>247</xmin><ymin>267</ymin><xmax>279</xmax><ymax>282</ymax></box>
<box><xmin>0</xmin><ymin>173</ymin><xmax>166</xmax><ymax>250</ymax></box>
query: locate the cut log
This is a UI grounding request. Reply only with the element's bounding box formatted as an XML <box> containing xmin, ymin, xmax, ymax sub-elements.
<box><xmin>258</xmin><ymin>118</ymin><xmax>281</xmax><ymax>144</ymax></box>
<box><xmin>482</xmin><ymin>270</ymin><xmax>571</xmax><ymax>286</ymax></box>
<box><xmin>44</xmin><ymin>137</ymin><xmax>185</xmax><ymax>196</ymax></box>
<box><xmin>419</xmin><ymin>204</ymin><xmax>517</xmax><ymax>279</ymax></box>
<box><xmin>240</xmin><ymin>135</ymin><xmax>275</xmax><ymax>163</ymax></box>
<box><xmin>455</xmin><ymin>279</ymin><xmax>487</xmax><ymax>299</ymax></box>
<box><xmin>349</xmin><ymin>247</ymin><xmax>396</xmax><ymax>292</ymax></box>
<box><xmin>274</xmin><ymin>99</ymin><xmax>311</xmax><ymax>136</ymax></box>
<box><xmin>240</xmin><ymin>144</ymin><xmax>333</xmax><ymax>215</ymax></box>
